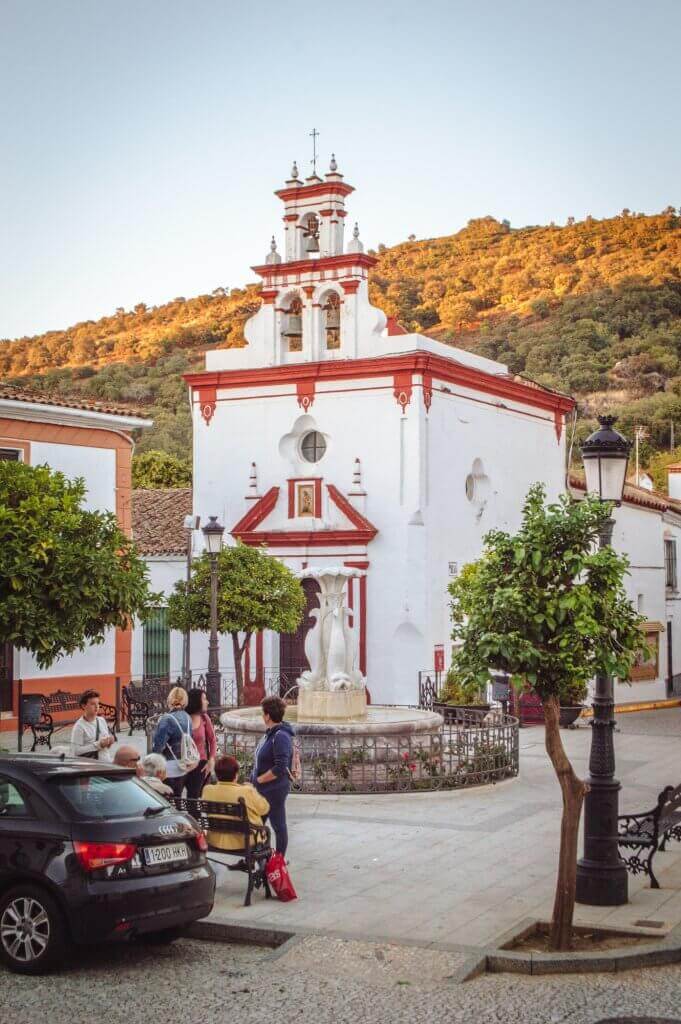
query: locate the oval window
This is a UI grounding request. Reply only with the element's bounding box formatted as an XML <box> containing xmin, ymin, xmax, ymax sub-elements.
<box><xmin>300</xmin><ymin>431</ymin><xmax>327</xmax><ymax>463</ymax></box>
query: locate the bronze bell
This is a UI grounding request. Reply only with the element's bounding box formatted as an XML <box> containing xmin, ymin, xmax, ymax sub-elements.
<box><xmin>304</xmin><ymin>231</ymin><xmax>320</xmax><ymax>254</ymax></box>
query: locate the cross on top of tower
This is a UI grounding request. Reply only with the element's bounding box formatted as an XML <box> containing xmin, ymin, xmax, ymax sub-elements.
<box><xmin>309</xmin><ymin>128</ymin><xmax>320</xmax><ymax>175</ymax></box>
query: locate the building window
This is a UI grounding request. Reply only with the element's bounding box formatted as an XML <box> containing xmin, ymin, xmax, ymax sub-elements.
<box><xmin>0</xmin><ymin>449</ymin><xmax>20</xmax><ymax>461</ymax></box>
<box><xmin>665</xmin><ymin>539</ymin><xmax>677</xmax><ymax>590</ymax></box>
<box><xmin>300</xmin><ymin>431</ymin><xmax>326</xmax><ymax>463</ymax></box>
<box><xmin>143</xmin><ymin>607</ymin><xmax>170</xmax><ymax>679</ymax></box>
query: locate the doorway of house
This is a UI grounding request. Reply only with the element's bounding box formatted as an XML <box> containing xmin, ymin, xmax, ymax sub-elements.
<box><xmin>0</xmin><ymin>643</ymin><xmax>13</xmax><ymax>713</ymax></box>
<box><xmin>278</xmin><ymin>578</ymin><xmax>321</xmax><ymax>693</ymax></box>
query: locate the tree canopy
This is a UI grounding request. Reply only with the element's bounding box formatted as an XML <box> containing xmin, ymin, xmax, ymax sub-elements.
<box><xmin>132</xmin><ymin>449</ymin><xmax>192</xmax><ymax>489</ymax></box>
<box><xmin>449</xmin><ymin>485</ymin><xmax>644</xmax><ymax>700</ymax></box>
<box><xmin>0</xmin><ymin>461</ymin><xmax>157</xmax><ymax>667</ymax></box>
<box><xmin>167</xmin><ymin>543</ymin><xmax>305</xmax><ymax>704</ymax></box>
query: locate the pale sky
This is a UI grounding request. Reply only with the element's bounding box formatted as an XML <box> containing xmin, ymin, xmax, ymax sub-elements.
<box><xmin>1</xmin><ymin>0</ymin><xmax>680</xmax><ymax>340</ymax></box>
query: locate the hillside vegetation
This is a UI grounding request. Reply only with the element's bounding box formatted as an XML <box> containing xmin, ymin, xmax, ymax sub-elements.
<box><xmin>4</xmin><ymin>208</ymin><xmax>681</xmax><ymax>466</ymax></box>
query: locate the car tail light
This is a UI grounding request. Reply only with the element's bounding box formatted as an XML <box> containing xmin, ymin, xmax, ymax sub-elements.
<box><xmin>74</xmin><ymin>841</ymin><xmax>137</xmax><ymax>871</ymax></box>
<box><xmin>194</xmin><ymin>832</ymin><xmax>208</xmax><ymax>852</ymax></box>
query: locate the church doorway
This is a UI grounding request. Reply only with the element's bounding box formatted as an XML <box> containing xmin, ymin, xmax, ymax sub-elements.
<box><xmin>279</xmin><ymin>578</ymin><xmax>320</xmax><ymax>689</ymax></box>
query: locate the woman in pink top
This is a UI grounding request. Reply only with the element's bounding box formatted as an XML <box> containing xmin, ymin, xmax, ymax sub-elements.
<box><xmin>184</xmin><ymin>687</ymin><xmax>217</xmax><ymax>799</ymax></box>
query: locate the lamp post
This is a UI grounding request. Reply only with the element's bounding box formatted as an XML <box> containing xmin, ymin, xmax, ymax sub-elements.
<box><xmin>181</xmin><ymin>514</ymin><xmax>200</xmax><ymax>685</ymax></box>
<box><xmin>576</xmin><ymin>415</ymin><xmax>632</xmax><ymax>907</ymax></box>
<box><xmin>202</xmin><ymin>516</ymin><xmax>224</xmax><ymax>708</ymax></box>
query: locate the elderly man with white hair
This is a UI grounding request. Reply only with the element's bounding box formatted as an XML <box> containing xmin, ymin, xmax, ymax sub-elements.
<box><xmin>140</xmin><ymin>753</ymin><xmax>173</xmax><ymax>797</ymax></box>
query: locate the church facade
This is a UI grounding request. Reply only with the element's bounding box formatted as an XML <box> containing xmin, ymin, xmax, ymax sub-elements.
<box><xmin>180</xmin><ymin>159</ymin><xmax>574</xmax><ymax>704</ymax></box>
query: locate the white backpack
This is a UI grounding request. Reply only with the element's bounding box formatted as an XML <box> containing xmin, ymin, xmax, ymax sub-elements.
<box><xmin>165</xmin><ymin>713</ymin><xmax>200</xmax><ymax>773</ymax></box>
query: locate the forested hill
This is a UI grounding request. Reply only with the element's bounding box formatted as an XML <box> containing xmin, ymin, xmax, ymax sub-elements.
<box><xmin>4</xmin><ymin>207</ymin><xmax>681</xmax><ymax>464</ymax></box>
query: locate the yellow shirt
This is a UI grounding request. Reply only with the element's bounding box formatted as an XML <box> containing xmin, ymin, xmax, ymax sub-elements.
<box><xmin>201</xmin><ymin>781</ymin><xmax>270</xmax><ymax>852</ymax></box>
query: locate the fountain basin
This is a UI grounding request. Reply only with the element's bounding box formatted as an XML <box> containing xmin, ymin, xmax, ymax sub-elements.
<box><xmin>220</xmin><ymin>704</ymin><xmax>443</xmax><ymax>737</ymax></box>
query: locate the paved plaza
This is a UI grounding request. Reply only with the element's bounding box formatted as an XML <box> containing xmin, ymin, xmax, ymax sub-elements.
<box><xmin>205</xmin><ymin>708</ymin><xmax>681</xmax><ymax>949</ymax></box>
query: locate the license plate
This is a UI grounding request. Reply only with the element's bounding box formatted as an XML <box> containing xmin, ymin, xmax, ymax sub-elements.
<box><xmin>143</xmin><ymin>842</ymin><xmax>188</xmax><ymax>867</ymax></box>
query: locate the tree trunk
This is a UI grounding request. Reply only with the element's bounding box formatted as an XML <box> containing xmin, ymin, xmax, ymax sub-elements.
<box><xmin>543</xmin><ymin>694</ymin><xmax>588</xmax><ymax>951</ymax></box>
<box><xmin>231</xmin><ymin>632</ymin><xmax>251</xmax><ymax>707</ymax></box>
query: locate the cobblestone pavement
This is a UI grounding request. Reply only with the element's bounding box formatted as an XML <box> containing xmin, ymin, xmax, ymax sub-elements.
<box><xmin>3</xmin><ymin>936</ymin><xmax>681</xmax><ymax>1024</ymax></box>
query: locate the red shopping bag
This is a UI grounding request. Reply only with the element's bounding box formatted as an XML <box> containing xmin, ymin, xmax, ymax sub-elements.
<box><xmin>266</xmin><ymin>852</ymin><xmax>297</xmax><ymax>902</ymax></box>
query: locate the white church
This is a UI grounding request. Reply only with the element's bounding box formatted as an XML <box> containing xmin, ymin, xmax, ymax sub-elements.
<box><xmin>132</xmin><ymin>156</ymin><xmax>574</xmax><ymax>705</ymax></box>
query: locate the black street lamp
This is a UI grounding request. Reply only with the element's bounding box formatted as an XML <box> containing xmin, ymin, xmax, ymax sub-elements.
<box><xmin>576</xmin><ymin>415</ymin><xmax>632</xmax><ymax>907</ymax></box>
<box><xmin>202</xmin><ymin>516</ymin><xmax>224</xmax><ymax>708</ymax></box>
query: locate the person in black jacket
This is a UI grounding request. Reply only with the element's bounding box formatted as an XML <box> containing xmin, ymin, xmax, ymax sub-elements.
<box><xmin>252</xmin><ymin>695</ymin><xmax>294</xmax><ymax>856</ymax></box>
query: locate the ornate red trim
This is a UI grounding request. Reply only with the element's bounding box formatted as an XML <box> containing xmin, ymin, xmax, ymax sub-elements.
<box><xmin>340</xmin><ymin>280</ymin><xmax>360</xmax><ymax>294</ymax></box>
<box><xmin>232</xmin><ymin>485</ymin><xmax>378</xmax><ymax>547</ymax></box>
<box><xmin>423</xmin><ymin>373</ymin><xmax>433</xmax><ymax>413</ymax></box>
<box><xmin>275</xmin><ymin>182</ymin><xmax>354</xmax><ymax>202</ymax></box>
<box><xmin>287</xmin><ymin>478</ymin><xmax>322</xmax><ymax>519</ymax></box>
<box><xmin>186</xmin><ymin>353</ymin><xmax>574</xmax><ymax>418</ymax></box>
<box><xmin>319</xmin><ymin>209</ymin><xmax>334</xmax><ymax>217</ymax></box>
<box><xmin>260</xmin><ymin>289</ymin><xmax>278</xmax><ymax>304</ymax></box>
<box><xmin>327</xmin><ymin>485</ymin><xmax>378</xmax><ymax>538</ymax></box>
<box><xmin>198</xmin><ymin>386</ymin><xmax>216</xmax><ymax>425</ymax></box>
<box><xmin>393</xmin><ymin>371</ymin><xmax>412</xmax><ymax>412</ymax></box>
<box><xmin>283</xmin><ymin>214</ymin><xmax>299</xmax><ymax>222</ymax></box>
<box><xmin>336</xmin><ymin>210</ymin><xmax>348</xmax><ymax>218</ymax></box>
<box><xmin>296</xmin><ymin>379</ymin><xmax>315</xmax><ymax>410</ymax></box>
<box><xmin>303</xmin><ymin>286</ymin><xmax>315</xmax><ymax>299</ymax></box>
<box><xmin>231</xmin><ymin>486</ymin><xmax>279</xmax><ymax>535</ymax></box>
<box><xmin>251</xmin><ymin>253</ymin><xmax>378</xmax><ymax>278</ymax></box>
<box><xmin>386</xmin><ymin>315</ymin><xmax>408</xmax><ymax>336</ymax></box>
<box><xmin>554</xmin><ymin>409</ymin><xmax>563</xmax><ymax>441</ymax></box>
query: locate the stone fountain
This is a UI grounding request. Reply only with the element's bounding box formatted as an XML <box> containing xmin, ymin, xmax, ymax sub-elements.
<box><xmin>295</xmin><ymin>567</ymin><xmax>367</xmax><ymax>722</ymax></box>
<box><xmin>220</xmin><ymin>567</ymin><xmax>442</xmax><ymax>742</ymax></box>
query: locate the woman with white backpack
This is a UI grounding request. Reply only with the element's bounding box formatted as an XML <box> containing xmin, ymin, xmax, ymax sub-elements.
<box><xmin>151</xmin><ymin>686</ymin><xmax>200</xmax><ymax>799</ymax></box>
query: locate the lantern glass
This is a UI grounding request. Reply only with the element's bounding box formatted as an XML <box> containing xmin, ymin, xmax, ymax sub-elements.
<box><xmin>580</xmin><ymin>415</ymin><xmax>631</xmax><ymax>505</ymax></box>
<box><xmin>583</xmin><ymin>453</ymin><xmax>629</xmax><ymax>503</ymax></box>
<box><xmin>202</xmin><ymin>516</ymin><xmax>224</xmax><ymax>555</ymax></box>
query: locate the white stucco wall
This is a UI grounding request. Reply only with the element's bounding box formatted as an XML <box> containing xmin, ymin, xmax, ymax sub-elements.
<box><xmin>16</xmin><ymin>440</ymin><xmax>118</xmax><ymax>683</ymax></box>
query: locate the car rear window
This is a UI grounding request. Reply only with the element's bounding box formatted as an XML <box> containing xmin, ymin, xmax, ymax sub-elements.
<box><xmin>51</xmin><ymin>774</ymin><xmax>168</xmax><ymax>819</ymax></box>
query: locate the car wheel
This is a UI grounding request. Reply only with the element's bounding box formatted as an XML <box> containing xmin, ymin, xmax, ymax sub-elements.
<box><xmin>135</xmin><ymin>926</ymin><xmax>183</xmax><ymax>945</ymax></box>
<box><xmin>0</xmin><ymin>885</ymin><xmax>67</xmax><ymax>974</ymax></box>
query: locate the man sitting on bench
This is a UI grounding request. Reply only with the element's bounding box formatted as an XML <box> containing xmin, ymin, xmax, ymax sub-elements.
<box><xmin>202</xmin><ymin>756</ymin><xmax>270</xmax><ymax>851</ymax></box>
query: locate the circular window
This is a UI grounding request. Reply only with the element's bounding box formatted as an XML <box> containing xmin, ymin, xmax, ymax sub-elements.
<box><xmin>465</xmin><ymin>474</ymin><xmax>476</xmax><ymax>502</ymax></box>
<box><xmin>300</xmin><ymin>430</ymin><xmax>327</xmax><ymax>463</ymax></box>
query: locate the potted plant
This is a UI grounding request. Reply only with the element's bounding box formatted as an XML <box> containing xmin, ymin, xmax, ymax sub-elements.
<box><xmin>559</xmin><ymin>682</ymin><xmax>588</xmax><ymax>728</ymax></box>
<box><xmin>433</xmin><ymin>670</ymin><xmax>491</xmax><ymax>721</ymax></box>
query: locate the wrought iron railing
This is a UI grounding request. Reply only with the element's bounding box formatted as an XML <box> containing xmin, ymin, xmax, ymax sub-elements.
<box><xmin>215</xmin><ymin>712</ymin><xmax>519</xmax><ymax>794</ymax></box>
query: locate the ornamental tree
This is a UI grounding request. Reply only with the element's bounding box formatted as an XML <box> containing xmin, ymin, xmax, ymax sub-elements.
<box><xmin>449</xmin><ymin>485</ymin><xmax>644</xmax><ymax>951</ymax></box>
<box><xmin>167</xmin><ymin>542</ymin><xmax>305</xmax><ymax>705</ymax></box>
<box><xmin>0</xmin><ymin>461</ymin><xmax>157</xmax><ymax>667</ymax></box>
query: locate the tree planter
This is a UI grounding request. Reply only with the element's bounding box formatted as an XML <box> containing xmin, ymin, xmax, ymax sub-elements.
<box><xmin>559</xmin><ymin>705</ymin><xmax>585</xmax><ymax>728</ymax></box>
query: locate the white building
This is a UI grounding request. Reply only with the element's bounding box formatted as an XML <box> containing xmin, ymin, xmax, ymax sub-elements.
<box><xmin>570</xmin><ymin>471</ymin><xmax>681</xmax><ymax>705</ymax></box>
<box><xmin>0</xmin><ymin>383</ymin><xmax>150</xmax><ymax>735</ymax></box>
<box><xmin>170</xmin><ymin>160</ymin><xmax>574</xmax><ymax>705</ymax></box>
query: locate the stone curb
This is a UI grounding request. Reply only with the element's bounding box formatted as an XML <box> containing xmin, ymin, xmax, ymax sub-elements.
<box><xmin>481</xmin><ymin>918</ymin><xmax>681</xmax><ymax>976</ymax></box>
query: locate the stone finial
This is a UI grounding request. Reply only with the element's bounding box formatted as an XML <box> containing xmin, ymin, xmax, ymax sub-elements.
<box><xmin>291</xmin><ymin>161</ymin><xmax>299</xmax><ymax>180</ymax></box>
<box><xmin>265</xmin><ymin>235</ymin><xmax>281</xmax><ymax>265</ymax></box>
<box><xmin>353</xmin><ymin>458</ymin><xmax>362</xmax><ymax>488</ymax></box>
<box><xmin>246</xmin><ymin>461</ymin><xmax>261</xmax><ymax>500</ymax></box>
<box><xmin>329</xmin><ymin>153</ymin><xmax>338</xmax><ymax>172</ymax></box>
<box><xmin>347</xmin><ymin>222</ymin><xmax>364</xmax><ymax>254</ymax></box>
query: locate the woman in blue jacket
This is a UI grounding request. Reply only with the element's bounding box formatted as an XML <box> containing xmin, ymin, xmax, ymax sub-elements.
<box><xmin>152</xmin><ymin>686</ymin><xmax>192</xmax><ymax>798</ymax></box>
<box><xmin>252</xmin><ymin>695</ymin><xmax>294</xmax><ymax>856</ymax></box>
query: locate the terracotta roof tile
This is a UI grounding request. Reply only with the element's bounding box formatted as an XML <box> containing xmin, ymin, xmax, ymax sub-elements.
<box><xmin>569</xmin><ymin>472</ymin><xmax>681</xmax><ymax>515</ymax></box>
<box><xmin>131</xmin><ymin>488</ymin><xmax>193</xmax><ymax>555</ymax></box>
<box><xmin>0</xmin><ymin>382</ymin><xmax>151</xmax><ymax>420</ymax></box>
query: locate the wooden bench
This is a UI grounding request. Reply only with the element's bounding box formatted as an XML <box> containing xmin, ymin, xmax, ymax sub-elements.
<box><xmin>173</xmin><ymin>796</ymin><xmax>272</xmax><ymax>906</ymax></box>
<box><xmin>23</xmin><ymin>690</ymin><xmax>118</xmax><ymax>752</ymax></box>
<box><xmin>618</xmin><ymin>784</ymin><xmax>681</xmax><ymax>889</ymax></box>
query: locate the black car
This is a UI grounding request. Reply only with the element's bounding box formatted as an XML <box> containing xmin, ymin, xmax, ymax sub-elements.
<box><xmin>0</xmin><ymin>754</ymin><xmax>215</xmax><ymax>974</ymax></box>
